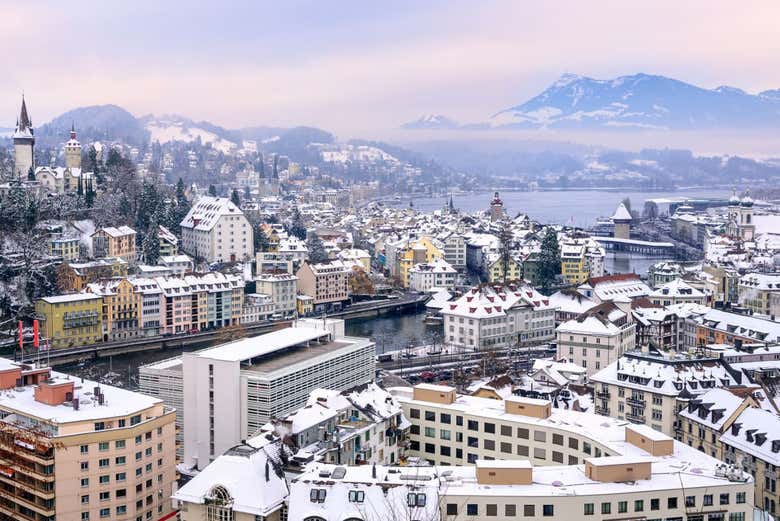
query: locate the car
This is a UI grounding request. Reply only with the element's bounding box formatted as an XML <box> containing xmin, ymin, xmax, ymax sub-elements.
<box><xmin>401</xmin><ymin>352</ymin><xmax>417</xmax><ymax>359</ymax></box>
<box><xmin>438</xmin><ymin>370</ymin><xmax>453</xmax><ymax>380</ymax></box>
<box><xmin>189</xmin><ymin>328</ymin><xmax>199</xmax><ymax>334</ymax></box>
<box><xmin>419</xmin><ymin>371</ymin><xmax>436</xmax><ymax>382</ymax></box>
<box><xmin>406</xmin><ymin>375</ymin><xmax>420</xmax><ymax>384</ymax></box>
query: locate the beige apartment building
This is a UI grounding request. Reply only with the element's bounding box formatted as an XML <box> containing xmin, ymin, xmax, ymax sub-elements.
<box><xmin>92</xmin><ymin>226</ymin><xmax>138</xmax><ymax>265</ymax></box>
<box><xmin>0</xmin><ymin>358</ymin><xmax>176</xmax><ymax>521</ymax></box>
<box><xmin>295</xmin><ymin>260</ymin><xmax>349</xmax><ymax>313</ymax></box>
<box><xmin>590</xmin><ymin>350</ymin><xmax>743</xmax><ymax>436</ymax></box>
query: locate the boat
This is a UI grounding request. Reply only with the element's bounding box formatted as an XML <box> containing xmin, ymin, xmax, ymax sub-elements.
<box><xmin>423</xmin><ymin>313</ymin><xmax>443</xmax><ymax>326</ymax></box>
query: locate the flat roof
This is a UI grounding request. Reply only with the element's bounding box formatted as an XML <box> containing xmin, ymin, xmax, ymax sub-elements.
<box><xmin>586</xmin><ymin>455</ymin><xmax>653</xmax><ymax>466</ymax></box>
<box><xmin>195</xmin><ymin>327</ymin><xmax>331</xmax><ymax>362</ymax></box>
<box><xmin>627</xmin><ymin>423</ymin><xmax>672</xmax><ymax>442</ymax></box>
<box><xmin>476</xmin><ymin>459</ymin><xmax>532</xmax><ymax>469</ymax></box>
<box><xmin>40</xmin><ymin>293</ymin><xmax>102</xmax><ymax>304</ymax></box>
<box><xmin>242</xmin><ymin>338</ymin><xmax>372</xmax><ymax>377</ymax></box>
<box><xmin>415</xmin><ymin>383</ymin><xmax>455</xmax><ymax>393</ymax></box>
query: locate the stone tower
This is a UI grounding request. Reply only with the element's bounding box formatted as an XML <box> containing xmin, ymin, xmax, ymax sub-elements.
<box><xmin>738</xmin><ymin>191</ymin><xmax>755</xmax><ymax>241</ymax></box>
<box><xmin>13</xmin><ymin>96</ymin><xmax>35</xmax><ymax>179</ymax></box>
<box><xmin>611</xmin><ymin>202</ymin><xmax>632</xmax><ymax>240</ymax></box>
<box><xmin>490</xmin><ymin>191</ymin><xmax>504</xmax><ymax>221</ymax></box>
<box><xmin>65</xmin><ymin>123</ymin><xmax>82</xmax><ymax>169</ymax></box>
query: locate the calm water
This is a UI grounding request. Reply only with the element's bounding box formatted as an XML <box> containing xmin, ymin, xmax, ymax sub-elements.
<box><xmin>410</xmin><ymin>188</ymin><xmax>732</xmax><ymax>227</ymax></box>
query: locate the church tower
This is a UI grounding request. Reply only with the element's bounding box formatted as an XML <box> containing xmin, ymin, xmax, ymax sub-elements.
<box><xmin>489</xmin><ymin>191</ymin><xmax>504</xmax><ymax>221</ymax></box>
<box><xmin>13</xmin><ymin>96</ymin><xmax>35</xmax><ymax>179</ymax></box>
<box><xmin>65</xmin><ymin>123</ymin><xmax>82</xmax><ymax>169</ymax></box>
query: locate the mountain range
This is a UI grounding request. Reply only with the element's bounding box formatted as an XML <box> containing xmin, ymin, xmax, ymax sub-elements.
<box><xmin>405</xmin><ymin>73</ymin><xmax>780</xmax><ymax>131</ymax></box>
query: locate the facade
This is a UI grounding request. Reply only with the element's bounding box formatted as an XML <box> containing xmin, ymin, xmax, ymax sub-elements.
<box><xmin>138</xmin><ymin>357</ymin><xmax>186</xmax><ymax>460</ymax></box>
<box><xmin>12</xmin><ymin>96</ymin><xmax>35</xmax><ymax>179</ymax></box>
<box><xmin>590</xmin><ymin>350</ymin><xmax>744</xmax><ymax>436</ymax></box>
<box><xmin>92</xmin><ymin>226</ymin><xmax>137</xmax><ymax>265</ymax></box>
<box><xmin>48</xmin><ymin>235</ymin><xmax>80</xmax><ymax>261</ymax></box>
<box><xmin>612</xmin><ymin>202</ymin><xmax>632</xmax><ymax>240</ymax></box>
<box><xmin>179</xmin><ymin>322</ymin><xmax>375</xmax><ymax>470</ymax></box>
<box><xmin>255</xmin><ymin>273</ymin><xmax>297</xmax><ymax>317</ymax></box>
<box><xmin>87</xmin><ymin>278</ymin><xmax>140</xmax><ymax>342</ymax></box>
<box><xmin>180</xmin><ymin>196</ymin><xmax>253</xmax><ymax>263</ymax></box>
<box><xmin>35</xmin><ymin>294</ymin><xmax>103</xmax><ymax>349</ymax></box>
<box><xmin>725</xmin><ymin>193</ymin><xmax>756</xmax><ymax>242</ymax></box>
<box><xmin>560</xmin><ymin>237</ymin><xmax>606</xmax><ymax>285</ymax></box>
<box><xmin>442</xmin><ymin>284</ymin><xmax>556</xmax><ymax>350</ymax></box>
<box><xmin>486</xmin><ymin>255</ymin><xmax>523</xmax><ymax>284</ymax></box>
<box><xmin>295</xmin><ymin>261</ymin><xmax>350</xmax><ymax>312</ymax></box>
<box><xmin>0</xmin><ymin>358</ymin><xmax>177</xmax><ymax>521</ymax></box>
<box><xmin>57</xmin><ymin>258</ymin><xmax>128</xmax><ymax>292</ymax></box>
<box><xmin>649</xmin><ymin>278</ymin><xmax>710</xmax><ymax>306</ymax></box>
<box><xmin>35</xmin><ymin>126</ymin><xmax>94</xmax><ymax>195</ymax></box>
<box><xmin>556</xmin><ymin>301</ymin><xmax>636</xmax><ymax>376</ymax></box>
<box><xmin>489</xmin><ymin>191</ymin><xmax>504</xmax><ymax>221</ymax></box>
<box><xmin>242</xmin><ymin>293</ymin><xmax>274</xmax><ymax>323</ymax></box>
<box><xmin>442</xmin><ymin>231</ymin><xmax>467</xmax><ymax>271</ymax></box>
<box><xmin>678</xmin><ymin>387</ymin><xmax>780</xmax><ymax>516</ymax></box>
<box><xmin>692</xmin><ymin>308</ymin><xmax>780</xmax><ymax>347</ymax></box>
<box><xmin>408</xmin><ymin>257</ymin><xmax>457</xmax><ymax>292</ymax></box>
<box><xmin>578</xmin><ymin>273</ymin><xmax>652</xmax><ymax>303</ymax></box>
<box><xmin>397</xmin><ymin>237</ymin><xmax>444</xmax><ymax>287</ymax></box>
<box><xmin>738</xmin><ymin>273</ymin><xmax>780</xmax><ymax>316</ymax></box>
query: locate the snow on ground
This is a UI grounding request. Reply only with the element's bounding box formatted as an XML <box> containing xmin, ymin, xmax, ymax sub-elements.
<box><xmin>320</xmin><ymin>144</ymin><xmax>398</xmax><ymax>164</ymax></box>
<box><xmin>146</xmin><ymin>122</ymin><xmax>237</xmax><ymax>154</ymax></box>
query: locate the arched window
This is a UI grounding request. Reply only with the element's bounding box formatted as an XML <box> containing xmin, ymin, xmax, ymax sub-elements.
<box><xmin>206</xmin><ymin>485</ymin><xmax>234</xmax><ymax>521</ymax></box>
<box><xmin>303</xmin><ymin>517</ymin><xmax>327</xmax><ymax>521</ymax></box>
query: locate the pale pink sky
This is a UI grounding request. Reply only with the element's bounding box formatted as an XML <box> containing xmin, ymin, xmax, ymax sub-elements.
<box><xmin>2</xmin><ymin>1</ymin><xmax>779</xmax><ymax>140</ymax></box>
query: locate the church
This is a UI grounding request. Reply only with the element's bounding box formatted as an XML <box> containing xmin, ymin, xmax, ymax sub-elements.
<box><xmin>10</xmin><ymin>96</ymin><xmax>94</xmax><ymax>194</ymax></box>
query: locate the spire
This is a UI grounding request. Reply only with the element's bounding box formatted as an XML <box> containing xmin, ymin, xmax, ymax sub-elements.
<box><xmin>70</xmin><ymin>121</ymin><xmax>77</xmax><ymax>140</ymax></box>
<box><xmin>18</xmin><ymin>95</ymin><xmax>32</xmax><ymax>132</ymax></box>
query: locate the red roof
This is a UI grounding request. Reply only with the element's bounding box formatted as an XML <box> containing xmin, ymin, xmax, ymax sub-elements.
<box><xmin>588</xmin><ymin>273</ymin><xmax>641</xmax><ymax>286</ymax></box>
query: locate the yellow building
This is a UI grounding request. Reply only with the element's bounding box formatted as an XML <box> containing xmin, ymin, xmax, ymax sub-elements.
<box><xmin>561</xmin><ymin>243</ymin><xmax>588</xmax><ymax>285</ymax></box>
<box><xmin>399</xmin><ymin>237</ymin><xmax>443</xmax><ymax>287</ymax></box>
<box><xmin>35</xmin><ymin>293</ymin><xmax>103</xmax><ymax>349</ymax></box>
<box><xmin>296</xmin><ymin>294</ymin><xmax>314</xmax><ymax>316</ymax></box>
<box><xmin>91</xmin><ymin>225</ymin><xmax>137</xmax><ymax>264</ymax></box>
<box><xmin>487</xmin><ymin>255</ymin><xmax>523</xmax><ymax>284</ymax></box>
<box><xmin>57</xmin><ymin>258</ymin><xmax>129</xmax><ymax>292</ymax></box>
<box><xmin>48</xmin><ymin>236</ymin><xmax>80</xmax><ymax>261</ymax></box>
<box><xmin>86</xmin><ymin>278</ymin><xmax>140</xmax><ymax>342</ymax></box>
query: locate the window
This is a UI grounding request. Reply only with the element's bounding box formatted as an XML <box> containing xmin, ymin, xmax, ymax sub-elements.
<box><xmin>486</xmin><ymin>504</ymin><xmax>498</xmax><ymax>516</ymax></box>
<box><xmin>446</xmin><ymin>504</ymin><xmax>458</xmax><ymax>515</ymax></box>
<box><xmin>534</xmin><ymin>448</ymin><xmax>546</xmax><ymax>460</ymax></box>
<box><xmin>81</xmin><ymin>495</ymin><xmax>90</xmax><ymax>504</ymax></box>
<box><xmin>81</xmin><ymin>478</ymin><xmax>89</xmax><ymax>487</ymax></box>
<box><xmin>736</xmin><ymin>492</ymin><xmax>746</xmax><ymax>504</ymax></box>
<box><xmin>424</xmin><ymin>411</ymin><xmax>435</xmax><ymax>421</ymax></box>
<box><xmin>99</xmin><ymin>475</ymin><xmax>109</xmax><ymax>484</ymax></box>
<box><xmin>467</xmin><ymin>504</ymin><xmax>478</xmax><ymax>515</ymax></box>
<box><xmin>668</xmin><ymin>497</ymin><xmax>678</xmax><ymax>509</ymax></box>
<box><xmin>95</xmin><ymin>422</ymin><xmax>106</xmax><ymax>431</ymax></box>
<box><xmin>720</xmin><ymin>493</ymin><xmax>729</xmax><ymax>505</ymax></box>
<box><xmin>100</xmin><ymin>508</ymin><xmax>110</xmax><ymax>518</ymax></box>
<box><xmin>309</xmin><ymin>489</ymin><xmax>326</xmax><ymax>503</ymax></box>
<box><xmin>501</xmin><ymin>425</ymin><xmax>512</xmax><ymax>436</ymax></box>
<box><xmin>501</xmin><ymin>442</ymin><xmax>512</xmax><ymax>454</ymax></box>
<box><xmin>568</xmin><ymin>437</ymin><xmax>579</xmax><ymax>450</ymax></box>
<box><xmin>534</xmin><ymin>431</ymin><xmax>546</xmax><ymax>442</ymax></box>
<box><xmin>99</xmin><ymin>442</ymin><xmax>109</xmax><ymax>451</ymax></box>
<box><xmin>484</xmin><ymin>439</ymin><xmax>495</xmax><ymax>451</ymax></box>
<box><xmin>410</xmin><ymin>408</ymin><xmax>420</xmax><ymax>419</ymax></box>
<box><xmin>116</xmin><ymin>440</ymin><xmax>126</xmax><ymax>449</ymax></box>
<box><xmin>81</xmin><ymin>461</ymin><xmax>89</xmax><ymax>471</ymax></box>
<box><xmin>650</xmin><ymin>498</ymin><xmax>659</xmax><ymax>510</ymax></box>
<box><xmin>130</xmin><ymin>414</ymin><xmax>141</xmax><ymax>425</ymax></box>
<box><xmin>468</xmin><ymin>420</ymin><xmax>479</xmax><ymax>431</ymax></box>
<box><xmin>116</xmin><ymin>506</ymin><xmax>127</xmax><ymax>515</ymax></box>
<box><xmin>686</xmin><ymin>496</ymin><xmax>696</xmax><ymax>507</ymax></box>
<box><xmin>584</xmin><ymin>503</ymin><xmax>594</xmax><ymax>515</ymax></box>
<box><xmin>81</xmin><ymin>513</ymin><xmax>90</xmax><ymax>521</ymax></box>
<box><xmin>440</xmin><ymin>446</ymin><xmax>451</xmax><ymax>456</ymax></box>
<box><xmin>100</xmin><ymin>491</ymin><xmax>110</xmax><ymax>501</ymax></box>
<box><xmin>424</xmin><ymin>443</ymin><xmax>435</xmax><ymax>454</ymax></box>
<box><xmin>424</xmin><ymin>427</ymin><xmax>435</xmax><ymax>437</ymax></box>
<box><xmin>484</xmin><ymin>422</ymin><xmax>495</xmax><ymax>434</ymax></box>
<box><xmin>729</xmin><ymin>514</ymin><xmax>745</xmax><ymax>521</ymax></box>
<box><xmin>441</xmin><ymin>413</ymin><xmax>451</xmax><ymax>424</ymax></box>
<box><xmin>543</xmin><ymin>504</ymin><xmax>554</xmax><ymax>516</ymax></box>
<box><xmin>618</xmin><ymin>501</ymin><xmax>628</xmax><ymax>513</ymax></box>
<box><xmin>524</xmin><ymin>505</ymin><xmax>535</xmax><ymax>517</ymax></box>
<box><xmin>348</xmin><ymin>490</ymin><xmax>364</xmax><ymax>503</ymax></box>
<box><xmin>635</xmin><ymin>500</ymin><xmax>644</xmax><ymax>512</ymax></box>
<box><xmin>116</xmin><ymin>473</ymin><xmax>126</xmax><ymax>482</ymax></box>
<box><xmin>552</xmin><ymin>451</ymin><xmax>563</xmax><ymax>463</ymax></box>
<box><xmin>407</xmin><ymin>493</ymin><xmax>426</xmax><ymax>507</ymax></box>
<box><xmin>116</xmin><ymin>456</ymin><xmax>126</xmax><ymax>465</ymax></box>
<box><xmin>505</xmin><ymin>504</ymin><xmax>517</xmax><ymax>517</ymax></box>
<box><xmin>99</xmin><ymin>458</ymin><xmax>109</xmax><ymax>468</ymax></box>
<box><xmin>80</xmin><ymin>445</ymin><xmax>89</xmax><ymax>454</ymax></box>
<box><xmin>517</xmin><ymin>444</ymin><xmax>529</xmax><ymax>456</ymax></box>
<box><xmin>440</xmin><ymin>429</ymin><xmax>451</xmax><ymax>440</ymax></box>
<box><xmin>552</xmin><ymin>434</ymin><xmax>563</xmax><ymax>446</ymax></box>
<box><xmin>517</xmin><ymin>428</ymin><xmax>529</xmax><ymax>439</ymax></box>
<box><xmin>601</xmin><ymin>502</ymin><xmax>611</xmax><ymax>514</ymax></box>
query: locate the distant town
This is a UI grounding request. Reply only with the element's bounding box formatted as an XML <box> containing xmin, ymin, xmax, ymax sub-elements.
<box><xmin>2</xmin><ymin>95</ymin><xmax>780</xmax><ymax>521</ymax></box>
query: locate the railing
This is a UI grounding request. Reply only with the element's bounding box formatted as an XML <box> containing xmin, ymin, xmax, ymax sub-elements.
<box><xmin>626</xmin><ymin>412</ymin><xmax>646</xmax><ymax>423</ymax></box>
<box><xmin>626</xmin><ymin>396</ymin><xmax>646</xmax><ymax>407</ymax></box>
<box><xmin>595</xmin><ymin>391</ymin><xmax>610</xmax><ymax>399</ymax></box>
<box><xmin>595</xmin><ymin>406</ymin><xmax>610</xmax><ymax>416</ymax></box>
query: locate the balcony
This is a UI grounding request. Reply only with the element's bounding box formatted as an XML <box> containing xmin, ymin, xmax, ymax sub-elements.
<box><xmin>626</xmin><ymin>412</ymin><xmax>646</xmax><ymax>424</ymax></box>
<box><xmin>595</xmin><ymin>406</ymin><xmax>610</xmax><ymax>416</ymax></box>
<box><xmin>595</xmin><ymin>391</ymin><xmax>610</xmax><ymax>399</ymax></box>
<box><xmin>626</xmin><ymin>396</ymin><xmax>646</xmax><ymax>407</ymax></box>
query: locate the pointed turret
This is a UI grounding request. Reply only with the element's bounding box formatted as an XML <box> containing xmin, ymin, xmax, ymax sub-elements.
<box><xmin>18</xmin><ymin>95</ymin><xmax>32</xmax><ymax>133</ymax></box>
<box><xmin>13</xmin><ymin>95</ymin><xmax>35</xmax><ymax>178</ymax></box>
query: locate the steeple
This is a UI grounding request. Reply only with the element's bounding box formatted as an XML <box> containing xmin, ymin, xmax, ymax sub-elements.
<box><xmin>18</xmin><ymin>95</ymin><xmax>32</xmax><ymax>133</ymax></box>
<box><xmin>70</xmin><ymin>121</ymin><xmax>76</xmax><ymax>140</ymax></box>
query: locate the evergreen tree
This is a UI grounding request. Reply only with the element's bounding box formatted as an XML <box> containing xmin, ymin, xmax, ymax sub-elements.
<box><xmin>136</xmin><ymin>183</ymin><xmax>161</xmax><ymax>232</ymax></box>
<box><xmin>243</xmin><ymin>185</ymin><xmax>251</xmax><ymax>200</ymax></box>
<box><xmin>253</xmin><ymin>222</ymin><xmax>270</xmax><ymax>252</ymax></box>
<box><xmin>230</xmin><ymin>189</ymin><xmax>241</xmax><ymax>208</ymax></box>
<box><xmin>538</xmin><ymin>227</ymin><xmax>561</xmax><ymax>293</ymax></box>
<box><xmin>77</xmin><ymin>174</ymin><xmax>84</xmax><ymax>196</ymax></box>
<box><xmin>24</xmin><ymin>197</ymin><xmax>38</xmax><ymax>232</ymax></box>
<box><xmin>27</xmin><ymin>166</ymin><xmax>35</xmax><ymax>182</ymax></box>
<box><xmin>84</xmin><ymin>177</ymin><xmax>96</xmax><ymax>208</ymax></box>
<box><xmin>289</xmin><ymin>206</ymin><xmax>306</xmax><ymax>240</ymax></box>
<box><xmin>143</xmin><ymin>224</ymin><xmax>161</xmax><ymax>265</ymax></box>
<box><xmin>272</xmin><ymin>155</ymin><xmax>279</xmax><ymax>180</ymax></box>
<box><xmin>208</xmin><ymin>184</ymin><xmax>217</xmax><ymax>197</ymax></box>
<box><xmin>497</xmin><ymin>220</ymin><xmax>514</xmax><ymax>285</ymax></box>
<box><xmin>306</xmin><ymin>233</ymin><xmax>328</xmax><ymax>264</ymax></box>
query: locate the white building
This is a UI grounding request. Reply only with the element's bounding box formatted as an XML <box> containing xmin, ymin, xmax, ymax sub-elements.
<box><xmin>649</xmin><ymin>278</ymin><xmax>709</xmax><ymax>306</ymax></box>
<box><xmin>180</xmin><ymin>322</ymin><xmax>375</xmax><ymax>470</ymax></box>
<box><xmin>180</xmin><ymin>196</ymin><xmax>254</xmax><ymax>263</ymax></box>
<box><xmin>442</xmin><ymin>284</ymin><xmax>556</xmax><ymax>350</ymax></box>
<box><xmin>255</xmin><ymin>273</ymin><xmax>298</xmax><ymax>317</ymax></box>
<box><xmin>556</xmin><ymin>301</ymin><xmax>636</xmax><ymax>376</ymax></box>
<box><xmin>408</xmin><ymin>257</ymin><xmax>457</xmax><ymax>292</ymax></box>
<box><xmin>578</xmin><ymin>273</ymin><xmax>651</xmax><ymax>304</ymax></box>
<box><xmin>159</xmin><ymin>253</ymin><xmax>194</xmax><ymax>275</ymax></box>
<box><xmin>242</xmin><ymin>293</ymin><xmax>275</xmax><ymax>323</ymax></box>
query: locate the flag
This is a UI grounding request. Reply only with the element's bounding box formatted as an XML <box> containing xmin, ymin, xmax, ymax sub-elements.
<box><xmin>18</xmin><ymin>321</ymin><xmax>23</xmax><ymax>352</ymax></box>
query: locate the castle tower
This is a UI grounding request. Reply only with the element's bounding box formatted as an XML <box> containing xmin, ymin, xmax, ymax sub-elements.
<box><xmin>13</xmin><ymin>96</ymin><xmax>35</xmax><ymax>179</ymax></box>
<box><xmin>611</xmin><ymin>202</ymin><xmax>632</xmax><ymax>240</ymax></box>
<box><xmin>490</xmin><ymin>191</ymin><xmax>504</xmax><ymax>221</ymax></box>
<box><xmin>65</xmin><ymin>123</ymin><xmax>82</xmax><ymax>169</ymax></box>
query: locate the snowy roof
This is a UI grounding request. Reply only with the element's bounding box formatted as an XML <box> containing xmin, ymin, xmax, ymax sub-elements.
<box><xmin>39</xmin><ymin>293</ymin><xmax>102</xmax><ymax>304</ymax></box>
<box><xmin>194</xmin><ymin>327</ymin><xmax>331</xmax><ymax>363</ymax></box>
<box><xmin>173</xmin><ymin>438</ymin><xmax>288</xmax><ymax>516</ymax></box>
<box><xmin>92</xmin><ymin>225</ymin><xmax>136</xmax><ymax>238</ymax></box>
<box><xmin>547</xmin><ymin>290</ymin><xmax>597</xmax><ymax>315</ymax></box>
<box><xmin>611</xmin><ymin>202</ymin><xmax>632</xmax><ymax>222</ymax></box>
<box><xmin>649</xmin><ymin>278</ymin><xmax>706</xmax><ymax>299</ymax></box>
<box><xmin>0</xmin><ymin>361</ymin><xmax>163</xmax><ymax>429</ymax></box>
<box><xmin>719</xmin><ymin>406</ymin><xmax>780</xmax><ymax>466</ymax></box>
<box><xmin>696</xmin><ymin>308</ymin><xmax>780</xmax><ymax>343</ymax></box>
<box><xmin>441</xmin><ymin>284</ymin><xmax>554</xmax><ymax>319</ymax></box>
<box><xmin>181</xmin><ymin>196</ymin><xmax>245</xmax><ymax>232</ymax></box>
<box><xmin>679</xmin><ymin>388</ymin><xmax>748</xmax><ymax>431</ymax></box>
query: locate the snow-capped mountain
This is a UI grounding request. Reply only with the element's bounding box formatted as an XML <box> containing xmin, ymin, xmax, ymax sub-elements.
<box><xmin>402</xmin><ymin>114</ymin><xmax>458</xmax><ymax>130</ymax></box>
<box><xmin>492</xmin><ymin>73</ymin><xmax>780</xmax><ymax>130</ymax></box>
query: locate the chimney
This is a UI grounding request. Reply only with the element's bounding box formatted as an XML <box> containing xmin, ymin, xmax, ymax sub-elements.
<box><xmin>34</xmin><ymin>380</ymin><xmax>75</xmax><ymax>406</ymax></box>
<box><xmin>72</xmin><ymin>398</ymin><xmax>80</xmax><ymax>410</ymax></box>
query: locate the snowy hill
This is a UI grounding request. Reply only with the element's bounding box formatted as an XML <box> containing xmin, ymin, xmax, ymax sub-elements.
<box><xmin>142</xmin><ymin>115</ymin><xmax>239</xmax><ymax>153</ymax></box>
<box><xmin>38</xmin><ymin>104</ymin><xmax>147</xmax><ymax>145</ymax></box>
<box><xmin>402</xmin><ymin>114</ymin><xmax>458</xmax><ymax>130</ymax></box>
<box><xmin>491</xmin><ymin>73</ymin><xmax>780</xmax><ymax>130</ymax></box>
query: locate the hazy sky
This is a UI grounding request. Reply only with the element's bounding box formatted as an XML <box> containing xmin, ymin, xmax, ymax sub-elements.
<box><xmin>2</xmin><ymin>1</ymin><xmax>780</xmax><ymax>140</ymax></box>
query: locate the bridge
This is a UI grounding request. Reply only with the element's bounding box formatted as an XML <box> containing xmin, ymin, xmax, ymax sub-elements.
<box><xmin>14</xmin><ymin>293</ymin><xmax>429</xmax><ymax>366</ymax></box>
<box><xmin>594</xmin><ymin>236</ymin><xmax>675</xmax><ymax>255</ymax></box>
